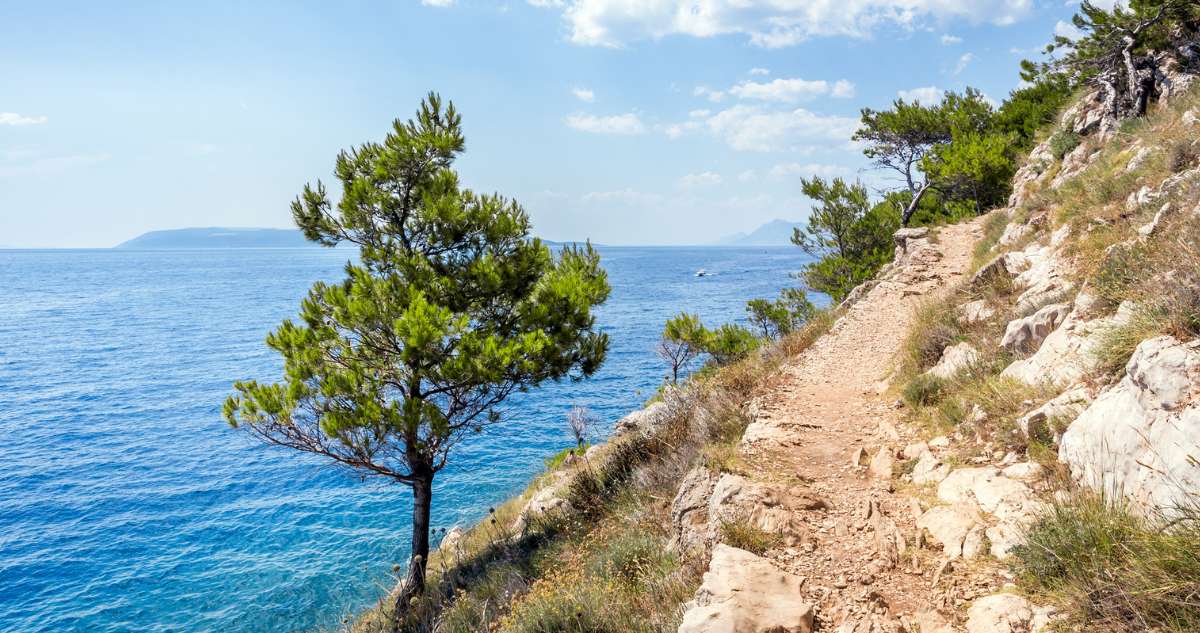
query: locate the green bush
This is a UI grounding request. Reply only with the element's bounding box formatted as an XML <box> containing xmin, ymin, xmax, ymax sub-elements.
<box><xmin>903</xmin><ymin>373</ymin><xmax>946</xmax><ymax>407</ymax></box>
<box><xmin>1049</xmin><ymin>131</ymin><xmax>1082</xmax><ymax>160</ymax></box>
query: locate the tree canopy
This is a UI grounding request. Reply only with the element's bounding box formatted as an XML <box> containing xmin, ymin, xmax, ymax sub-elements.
<box><xmin>222</xmin><ymin>93</ymin><xmax>611</xmax><ymax>606</ymax></box>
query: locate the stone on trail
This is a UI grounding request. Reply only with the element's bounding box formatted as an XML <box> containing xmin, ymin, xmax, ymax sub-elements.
<box><xmin>678</xmin><ymin>544</ymin><xmax>814</xmax><ymax>633</ymax></box>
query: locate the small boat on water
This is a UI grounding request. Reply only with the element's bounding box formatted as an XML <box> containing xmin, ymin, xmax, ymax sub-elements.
<box><xmin>695</xmin><ymin>269</ymin><xmax>709</xmax><ymax>277</ymax></box>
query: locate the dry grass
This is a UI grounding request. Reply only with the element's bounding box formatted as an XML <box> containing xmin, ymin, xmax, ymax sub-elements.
<box><xmin>347</xmin><ymin>309</ymin><xmax>837</xmax><ymax>633</ymax></box>
<box><xmin>1012</xmin><ymin>489</ymin><xmax>1200</xmax><ymax>632</ymax></box>
<box><xmin>716</xmin><ymin>518</ymin><xmax>782</xmax><ymax>556</ymax></box>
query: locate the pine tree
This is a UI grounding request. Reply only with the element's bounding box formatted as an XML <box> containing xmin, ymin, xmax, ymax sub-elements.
<box><xmin>222</xmin><ymin>93</ymin><xmax>610</xmax><ymax>608</ymax></box>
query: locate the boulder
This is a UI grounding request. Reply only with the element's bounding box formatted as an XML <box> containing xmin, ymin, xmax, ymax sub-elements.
<box><xmin>678</xmin><ymin>544</ymin><xmax>814</xmax><ymax>633</ymax></box>
<box><xmin>709</xmin><ymin>474</ymin><xmax>822</xmax><ymax>546</ymax></box>
<box><xmin>1015</xmin><ymin>383</ymin><xmax>1093</xmax><ymax>443</ymax></box>
<box><xmin>959</xmin><ymin>299</ymin><xmax>996</xmax><ymax>325</ymax></box>
<box><xmin>1002</xmin><ymin>301</ymin><xmax>1136</xmax><ymax>386</ymax></box>
<box><xmin>965</xmin><ymin>594</ymin><xmax>1033</xmax><ymax>633</ymax></box>
<box><xmin>1125</xmin><ymin>146</ymin><xmax>1154</xmax><ymax>173</ymax></box>
<box><xmin>612</xmin><ymin>401</ymin><xmax>670</xmax><ymax>438</ymax></box>
<box><xmin>917</xmin><ymin>505</ymin><xmax>985</xmax><ymax>559</ymax></box>
<box><xmin>1059</xmin><ymin>336</ymin><xmax>1200</xmax><ymax>516</ymax></box>
<box><xmin>912</xmin><ymin>450</ymin><xmax>950</xmax><ymax>485</ymax></box>
<box><xmin>914</xmin><ymin>610</ymin><xmax>957</xmax><ymax>633</ymax></box>
<box><xmin>971</xmin><ymin>256</ymin><xmax>1010</xmax><ymax>287</ymax></box>
<box><xmin>1000</xmin><ymin>303</ymin><xmax>1070</xmax><ymax>354</ymax></box>
<box><xmin>927</xmin><ymin>342</ymin><xmax>980</xmax><ymax>380</ymax></box>
<box><xmin>512</xmin><ymin>476</ymin><xmax>572</xmax><ymax>533</ymax></box>
<box><xmin>1184</xmin><ymin>109</ymin><xmax>1199</xmax><ymax>127</ymax></box>
<box><xmin>869</xmin><ymin>446</ymin><xmax>895</xmax><ymax>479</ymax></box>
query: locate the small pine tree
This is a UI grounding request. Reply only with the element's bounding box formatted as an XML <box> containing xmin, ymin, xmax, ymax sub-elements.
<box><xmin>223</xmin><ymin>93</ymin><xmax>610</xmax><ymax>608</ymax></box>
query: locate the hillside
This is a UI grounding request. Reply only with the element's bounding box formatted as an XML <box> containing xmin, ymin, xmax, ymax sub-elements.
<box><xmin>115</xmin><ymin>227</ymin><xmax>314</xmax><ymax>249</ymax></box>
<box><xmin>716</xmin><ymin>219</ymin><xmax>802</xmax><ymax>246</ymax></box>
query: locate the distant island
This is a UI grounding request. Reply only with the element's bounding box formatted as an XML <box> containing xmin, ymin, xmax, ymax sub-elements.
<box><xmin>115</xmin><ymin>228</ymin><xmax>316</xmax><ymax>249</ymax></box>
<box><xmin>715</xmin><ymin>219</ymin><xmax>801</xmax><ymax>246</ymax></box>
<box><xmin>115</xmin><ymin>227</ymin><xmax>594</xmax><ymax>249</ymax></box>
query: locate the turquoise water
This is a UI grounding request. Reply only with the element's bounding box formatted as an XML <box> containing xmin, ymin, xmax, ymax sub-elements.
<box><xmin>0</xmin><ymin>246</ymin><xmax>811</xmax><ymax>632</ymax></box>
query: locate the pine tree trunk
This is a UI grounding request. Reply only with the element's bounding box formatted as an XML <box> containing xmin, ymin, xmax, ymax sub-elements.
<box><xmin>395</xmin><ymin>471</ymin><xmax>434</xmax><ymax>613</ymax></box>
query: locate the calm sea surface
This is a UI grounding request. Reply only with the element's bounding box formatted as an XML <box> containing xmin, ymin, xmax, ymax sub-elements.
<box><xmin>0</xmin><ymin>245</ymin><xmax>813</xmax><ymax>632</ymax></box>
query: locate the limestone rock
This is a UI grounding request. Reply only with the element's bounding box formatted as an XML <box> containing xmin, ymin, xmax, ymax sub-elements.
<box><xmin>512</xmin><ymin>476</ymin><xmax>572</xmax><ymax>533</ymax></box>
<box><xmin>678</xmin><ymin>544</ymin><xmax>814</xmax><ymax>633</ymax></box>
<box><xmin>964</xmin><ymin>594</ymin><xmax>1057</xmax><ymax>633</ymax></box>
<box><xmin>1015</xmin><ymin>383</ymin><xmax>1093</xmax><ymax>443</ymax></box>
<box><xmin>1000</xmin><ymin>303</ymin><xmax>1070</xmax><ymax>354</ymax></box>
<box><xmin>1184</xmin><ymin>109</ymin><xmax>1199</xmax><ymax>127</ymax></box>
<box><xmin>1001</xmin><ymin>462</ymin><xmax>1045</xmax><ymax>483</ymax></box>
<box><xmin>1059</xmin><ymin>336</ymin><xmax>1200</xmax><ymax>516</ymax></box>
<box><xmin>959</xmin><ymin>299</ymin><xmax>996</xmax><ymax>325</ymax></box>
<box><xmin>970</xmin><ymin>256</ymin><xmax>1010</xmax><ymax>287</ymax></box>
<box><xmin>914</xmin><ymin>610</ymin><xmax>956</xmax><ymax>633</ymax></box>
<box><xmin>1002</xmin><ymin>301</ymin><xmax>1136</xmax><ymax>386</ymax></box>
<box><xmin>903</xmin><ymin>442</ymin><xmax>929</xmax><ymax>460</ymax></box>
<box><xmin>912</xmin><ymin>450</ymin><xmax>950</xmax><ymax>485</ymax></box>
<box><xmin>612</xmin><ymin>401</ymin><xmax>670</xmax><ymax>438</ymax></box>
<box><xmin>439</xmin><ymin>526</ymin><xmax>465</xmax><ymax>557</ymax></box>
<box><xmin>672</xmin><ymin>466</ymin><xmax>720</xmax><ymax>552</ymax></box>
<box><xmin>709</xmin><ymin>473</ymin><xmax>821</xmax><ymax>546</ymax></box>
<box><xmin>917</xmin><ymin>505</ymin><xmax>984</xmax><ymax>559</ymax></box>
<box><xmin>927</xmin><ymin>342</ymin><xmax>980</xmax><ymax>380</ymax></box>
<box><xmin>869</xmin><ymin>446</ymin><xmax>895</xmax><ymax>479</ymax></box>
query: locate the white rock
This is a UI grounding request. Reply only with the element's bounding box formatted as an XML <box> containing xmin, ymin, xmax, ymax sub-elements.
<box><xmin>678</xmin><ymin>545</ymin><xmax>814</xmax><ymax>633</ymax></box>
<box><xmin>960</xmin><ymin>299</ymin><xmax>997</xmax><ymax>324</ymax></box>
<box><xmin>912</xmin><ymin>450</ymin><xmax>950</xmax><ymax>485</ymax></box>
<box><xmin>1015</xmin><ymin>383</ymin><xmax>1093</xmax><ymax>442</ymax></box>
<box><xmin>1184</xmin><ymin>109</ymin><xmax>1199</xmax><ymax>127</ymax></box>
<box><xmin>1059</xmin><ymin>336</ymin><xmax>1200</xmax><ymax>517</ymax></box>
<box><xmin>965</xmin><ymin>594</ymin><xmax>1034</xmax><ymax>633</ymax></box>
<box><xmin>671</xmin><ymin>466</ymin><xmax>720</xmax><ymax>552</ymax></box>
<box><xmin>1138</xmin><ymin>202</ymin><xmax>1172</xmax><ymax>238</ymax></box>
<box><xmin>709</xmin><ymin>474</ymin><xmax>822</xmax><ymax>546</ymax></box>
<box><xmin>1125</xmin><ymin>146</ymin><xmax>1154</xmax><ymax>173</ymax></box>
<box><xmin>611</xmin><ymin>401</ymin><xmax>670</xmax><ymax>438</ymax></box>
<box><xmin>927</xmin><ymin>342</ymin><xmax>980</xmax><ymax>380</ymax></box>
<box><xmin>937</xmin><ymin>467</ymin><xmax>999</xmax><ymax>507</ymax></box>
<box><xmin>1002</xmin><ymin>462</ymin><xmax>1045</xmax><ymax>483</ymax></box>
<box><xmin>917</xmin><ymin>505</ymin><xmax>985</xmax><ymax>559</ymax></box>
<box><xmin>1002</xmin><ymin>302</ymin><xmax>1136</xmax><ymax>386</ymax></box>
<box><xmin>903</xmin><ymin>442</ymin><xmax>930</xmax><ymax>460</ymax></box>
<box><xmin>869</xmin><ymin>446</ymin><xmax>895</xmax><ymax>479</ymax></box>
<box><xmin>1000</xmin><ymin>303</ymin><xmax>1070</xmax><ymax>354</ymax></box>
<box><xmin>929</xmin><ymin>436</ymin><xmax>951</xmax><ymax>449</ymax></box>
<box><xmin>914</xmin><ymin>610</ymin><xmax>956</xmax><ymax>633</ymax></box>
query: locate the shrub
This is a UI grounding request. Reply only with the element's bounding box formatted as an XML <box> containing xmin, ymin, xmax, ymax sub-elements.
<box><xmin>717</xmin><ymin>518</ymin><xmax>782</xmax><ymax>555</ymax></box>
<box><xmin>1011</xmin><ymin>491</ymin><xmax>1200</xmax><ymax>632</ymax></box>
<box><xmin>1049</xmin><ymin>131</ymin><xmax>1081</xmax><ymax>160</ymax></box>
<box><xmin>1168</xmin><ymin>138</ymin><xmax>1200</xmax><ymax>173</ymax></box>
<box><xmin>903</xmin><ymin>373</ymin><xmax>946</xmax><ymax>407</ymax></box>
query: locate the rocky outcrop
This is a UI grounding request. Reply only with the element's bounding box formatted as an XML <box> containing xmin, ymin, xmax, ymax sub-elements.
<box><xmin>1015</xmin><ymin>383</ymin><xmax>1094</xmax><ymax>443</ymax></box>
<box><xmin>678</xmin><ymin>544</ymin><xmax>815</xmax><ymax>633</ymax></box>
<box><xmin>672</xmin><ymin>466</ymin><xmax>721</xmax><ymax>553</ymax></box>
<box><xmin>917</xmin><ymin>504</ymin><xmax>986</xmax><ymax>559</ymax></box>
<box><xmin>1000</xmin><ymin>303</ymin><xmax>1070</xmax><ymax>354</ymax></box>
<box><xmin>1002</xmin><ymin>299</ymin><xmax>1135</xmax><ymax>386</ymax></box>
<box><xmin>1060</xmin><ymin>336</ymin><xmax>1200</xmax><ymax>516</ymax></box>
<box><xmin>511</xmin><ymin>475</ymin><xmax>573</xmax><ymax>533</ymax></box>
<box><xmin>611</xmin><ymin>400</ymin><xmax>670</xmax><ymax>438</ymax></box>
<box><xmin>927</xmin><ymin>342</ymin><xmax>980</xmax><ymax>380</ymax></box>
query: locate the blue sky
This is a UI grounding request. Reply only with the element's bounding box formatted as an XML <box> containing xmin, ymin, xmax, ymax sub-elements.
<box><xmin>0</xmin><ymin>0</ymin><xmax>1087</xmax><ymax>247</ymax></box>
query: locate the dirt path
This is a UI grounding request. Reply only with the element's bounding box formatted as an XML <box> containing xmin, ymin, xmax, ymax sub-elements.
<box><xmin>739</xmin><ymin>218</ymin><xmax>992</xmax><ymax>631</ymax></box>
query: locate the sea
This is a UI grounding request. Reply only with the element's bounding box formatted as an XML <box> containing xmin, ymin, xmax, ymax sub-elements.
<box><xmin>0</xmin><ymin>245</ymin><xmax>814</xmax><ymax>633</ymax></box>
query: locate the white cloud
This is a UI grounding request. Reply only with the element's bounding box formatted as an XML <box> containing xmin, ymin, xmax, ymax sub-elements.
<box><xmin>693</xmin><ymin>85</ymin><xmax>726</xmax><ymax>102</ymax></box>
<box><xmin>571</xmin><ymin>87</ymin><xmax>596</xmax><ymax>102</ymax></box>
<box><xmin>898</xmin><ymin>85</ymin><xmax>942</xmax><ymax>104</ymax></box>
<box><xmin>0</xmin><ymin>112</ymin><xmax>48</xmax><ymax>126</ymax></box>
<box><xmin>749</xmin><ymin>67</ymin><xmax>770</xmax><ymax>75</ymax></box>
<box><xmin>421</xmin><ymin>0</ymin><xmax>454</xmax><ymax>6</ymax></box>
<box><xmin>529</xmin><ymin>0</ymin><xmax>1035</xmax><ymax>48</ymax></box>
<box><xmin>953</xmin><ymin>52</ymin><xmax>974</xmax><ymax>75</ymax></box>
<box><xmin>678</xmin><ymin>171</ymin><xmax>723</xmax><ymax>187</ymax></box>
<box><xmin>767</xmin><ymin>162</ymin><xmax>850</xmax><ymax>180</ymax></box>
<box><xmin>565</xmin><ymin>112</ymin><xmax>646</xmax><ymax>135</ymax></box>
<box><xmin>1054</xmin><ymin>19</ymin><xmax>1084</xmax><ymax>41</ymax></box>
<box><xmin>701</xmin><ymin>104</ymin><xmax>858</xmax><ymax>152</ymax></box>
<box><xmin>737</xmin><ymin>169</ymin><xmax>758</xmax><ymax>182</ymax></box>
<box><xmin>579</xmin><ymin>188</ymin><xmax>663</xmax><ymax>205</ymax></box>
<box><xmin>728</xmin><ymin>77</ymin><xmax>854</xmax><ymax>102</ymax></box>
<box><xmin>941</xmin><ymin>34</ymin><xmax>963</xmax><ymax>45</ymax></box>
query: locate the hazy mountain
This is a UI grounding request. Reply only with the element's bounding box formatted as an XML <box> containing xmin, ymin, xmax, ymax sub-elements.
<box><xmin>115</xmin><ymin>228</ymin><xmax>315</xmax><ymax>249</ymax></box>
<box><xmin>716</xmin><ymin>219</ymin><xmax>801</xmax><ymax>246</ymax></box>
<box><xmin>115</xmin><ymin>227</ymin><xmax>594</xmax><ymax>249</ymax></box>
